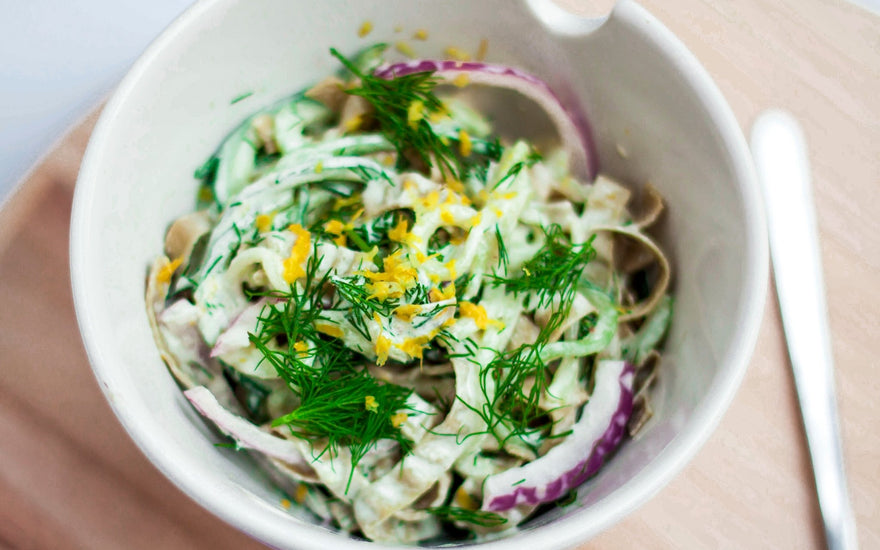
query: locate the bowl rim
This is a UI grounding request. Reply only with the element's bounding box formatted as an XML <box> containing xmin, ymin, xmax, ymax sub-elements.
<box><xmin>70</xmin><ymin>0</ymin><xmax>768</xmax><ymax>548</ymax></box>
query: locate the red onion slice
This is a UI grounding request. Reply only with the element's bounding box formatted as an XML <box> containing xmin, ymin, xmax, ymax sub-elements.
<box><xmin>482</xmin><ymin>360</ymin><xmax>634</xmax><ymax>512</ymax></box>
<box><xmin>374</xmin><ymin>60</ymin><xmax>597</xmax><ymax>180</ymax></box>
<box><xmin>211</xmin><ymin>299</ymin><xmax>266</xmax><ymax>358</ymax></box>
<box><xmin>184</xmin><ymin>386</ymin><xmax>312</xmax><ymax>470</ymax></box>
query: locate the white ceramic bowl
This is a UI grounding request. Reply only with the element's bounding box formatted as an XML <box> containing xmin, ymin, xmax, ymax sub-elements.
<box><xmin>71</xmin><ymin>1</ymin><xmax>767</xmax><ymax>548</ymax></box>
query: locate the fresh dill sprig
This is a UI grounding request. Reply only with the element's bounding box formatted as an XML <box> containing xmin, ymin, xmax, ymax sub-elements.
<box><xmin>557</xmin><ymin>489</ymin><xmax>579</xmax><ymax>507</ymax></box>
<box><xmin>269</xmin><ymin>358</ymin><xmax>414</xmax><ymax>463</ymax></box>
<box><xmin>247</xmin><ymin>244</ymin><xmax>413</xmax><ymax>491</ymax></box>
<box><xmin>411</xmin><ymin>303</ymin><xmax>447</xmax><ymax>329</ymax></box>
<box><xmin>492</xmin><ymin>148</ymin><xmax>542</xmax><ymax>190</ymax></box>
<box><xmin>471</xmin><ymin>225</ymin><xmax>598</xmax><ymax>446</ymax></box>
<box><xmin>245</xmin><ymin>248</ymin><xmax>329</xmax><ymax>344</ymax></box>
<box><xmin>332</xmin><ymin>274</ymin><xmax>398</xmax><ymax>341</ymax></box>
<box><xmin>405</xmin><ymin>281</ymin><xmax>432</xmax><ymax>304</ymax></box>
<box><xmin>194</xmin><ymin>155</ymin><xmax>219</xmax><ymax>185</ymax></box>
<box><xmin>453</xmin><ymin>273</ymin><xmax>475</xmax><ymax>302</ymax></box>
<box><xmin>332</xmin><ymin>274</ymin><xmax>396</xmax><ymax>315</ymax></box>
<box><xmin>230</xmin><ymin>91</ymin><xmax>254</xmax><ymax>104</ymax></box>
<box><xmin>252</xmin><ymin>331</ymin><xmax>414</xmax><ymax>490</ymax></box>
<box><xmin>491</xmin><ymin>224</ymin><xmax>596</xmax><ymax>314</ymax></box>
<box><xmin>351</xmin><ymin>209</ymin><xmax>413</xmax><ymax>250</ymax></box>
<box><xmin>330</xmin><ymin>48</ymin><xmax>462</xmax><ymax>180</ymax></box>
<box><xmin>425</xmin><ymin>506</ymin><xmax>508</xmax><ymax>527</ymax></box>
<box><xmin>433</xmin><ymin>128</ymin><xmax>504</xmax><ymax>161</ymax></box>
<box><xmin>468</xmin><ymin>340</ymin><xmax>550</xmax><ymax>449</ymax></box>
<box><xmin>494</xmin><ymin>225</ymin><xmax>508</xmax><ymax>271</ymax></box>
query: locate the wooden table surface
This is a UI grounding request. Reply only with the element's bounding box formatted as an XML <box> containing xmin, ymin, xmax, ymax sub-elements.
<box><xmin>1</xmin><ymin>1</ymin><xmax>877</xmax><ymax>548</ymax></box>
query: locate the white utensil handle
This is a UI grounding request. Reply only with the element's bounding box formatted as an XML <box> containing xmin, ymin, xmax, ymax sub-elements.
<box><xmin>751</xmin><ymin>110</ymin><xmax>858</xmax><ymax>550</ymax></box>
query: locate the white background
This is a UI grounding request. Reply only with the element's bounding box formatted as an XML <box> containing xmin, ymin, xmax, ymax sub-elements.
<box><xmin>0</xmin><ymin>0</ymin><xmax>192</xmax><ymax>204</ymax></box>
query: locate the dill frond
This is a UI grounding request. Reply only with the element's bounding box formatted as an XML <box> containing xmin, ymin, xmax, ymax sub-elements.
<box><xmin>475</xmin><ymin>225</ymin><xmax>599</xmax><ymax>445</ymax></box>
<box><xmin>330</xmin><ymin>48</ymin><xmax>462</xmax><ymax>180</ymax></box>
<box><xmin>246</xmin><ymin>244</ymin><xmax>413</xmax><ymax>491</ymax></box>
<box><xmin>491</xmin><ymin>147</ymin><xmax>542</xmax><ymax>190</ymax></box>
<box><xmin>426</xmin><ymin>505</ymin><xmax>508</xmax><ymax>527</ymax></box>
<box><xmin>494</xmin><ymin>225</ymin><xmax>508</xmax><ymax>271</ymax></box>
<box><xmin>491</xmin><ymin>224</ymin><xmax>596</xmax><ymax>315</ymax></box>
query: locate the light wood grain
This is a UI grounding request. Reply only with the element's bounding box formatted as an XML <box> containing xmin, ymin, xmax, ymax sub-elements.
<box><xmin>0</xmin><ymin>1</ymin><xmax>877</xmax><ymax>548</ymax></box>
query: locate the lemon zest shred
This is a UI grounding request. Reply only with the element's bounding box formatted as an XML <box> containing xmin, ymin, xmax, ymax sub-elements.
<box><xmin>476</xmin><ymin>38</ymin><xmax>489</xmax><ymax>61</ymax></box>
<box><xmin>365</xmin><ymin>281</ymin><xmax>402</xmax><ymax>301</ymax></box>
<box><xmin>446</xmin><ymin>259</ymin><xmax>457</xmax><ymax>280</ymax></box>
<box><xmin>421</xmin><ymin>190</ymin><xmax>440</xmax><ymax>210</ymax></box>
<box><xmin>393</xmin><ymin>304</ymin><xmax>422</xmax><ymax>322</ymax></box>
<box><xmin>429</xmin><ymin>284</ymin><xmax>456</xmax><ymax>302</ymax></box>
<box><xmin>315</xmin><ymin>323</ymin><xmax>344</xmax><ymax>339</ymax></box>
<box><xmin>455</xmin><ymin>487</ymin><xmax>477</xmax><ymax>510</ymax></box>
<box><xmin>324</xmin><ymin>219</ymin><xmax>345</xmax><ymax>235</ymax></box>
<box><xmin>375</xmin><ymin>334</ymin><xmax>392</xmax><ymax>366</ymax></box>
<box><xmin>358</xmin><ymin>21</ymin><xmax>373</xmax><ymax>38</ymax></box>
<box><xmin>445</xmin><ymin>46</ymin><xmax>471</xmax><ymax>61</ymax></box>
<box><xmin>391</xmin><ymin>412</ymin><xmax>409</xmax><ymax>428</ymax></box>
<box><xmin>458</xmin><ymin>129</ymin><xmax>472</xmax><ymax>157</ymax></box>
<box><xmin>407</xmin><ymin>100</ymin><xmax>426</xmax><ymax>129</ymax></box>
<box><xmin>344</xmin><ymin>114</ymin><xmax>363</xmax><ymax>133</ymax></box>
<box><xmin>255</xmin><ymin>213</ymin><xmax>275</xmax><ymax>233</ymax></box>
<box><xmin>460</xmin><ymin>301</ymin><xmax>504</xmax><ymax>331</ymax></box>
<box><xmin>334</xmin><ymin>194</ymin><xmax>362</xmax><ymax>209</ymax></box>
<box><xmin>388</xmin><ymin>219</ymin><xmax>410</xmax><ymax>243</ymax></box>
<box><xmin>387</xmin><ymin>219</ymin><xmax>422</xmax><ymax>246</ymax></box>
<box><xmin>395</xmin><ymin>41</ymin><xmax>416</xmax><ymax>58</ymax></box>
<box><xmin>394</xmin><ymin>335</ymin><xmax>430</xmax><ymax>360</ymax></box>
<box><xmin>364</xmin><ymin>395</ymin><xmax>379</xmax><ymax>412</ymax></box>
<box><xmin>294</xmin><ymin>484</ymin><xmax>309</xmax><ymax>504</ymax></box>
<box><xmin>283</xmin><ymin>224</ymin><xmax>311</xmax><ymax>283</ymax></box>
<box><xmin>428</xmin><ymin>110</ymin><xmax>447</xmax><ymax>124</ymax></box>
<box><xmin>444</xmin><ymin>177</ymin><xmax>465</xmax><ymax>194</ymax></box>
<box><xmin>156</xmin><ymin>257</ymin><xmax>183</xmax><ymax>284</ymax></box>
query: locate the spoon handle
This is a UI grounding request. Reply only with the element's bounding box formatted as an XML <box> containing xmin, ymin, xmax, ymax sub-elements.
<box><xmin>751</xmin><ymin>110</ymin><xmax>858</xmax><ymax>550</ymax></box>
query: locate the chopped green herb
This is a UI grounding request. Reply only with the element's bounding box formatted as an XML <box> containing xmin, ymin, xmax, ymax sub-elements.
<box><xmin>231</xmin><ymin>91</ymin><xmax>254</xmax><ymax>104</ymax></box>
<box><xmin>331</xmin><ymin>48</ymin><xmax>464</xmax><ymax>180</ymax></box>
<box><xmin>494</xmin><ymin>225</ymin><xmax>508</xmax><ymax>271</ymax></box>
<box><xmin>426</xmin><ymin>506</ymin><xmax>508</xmax><ymax>527</ymax></box>
<box><xmin>247</xmin><ymin>245</ymin><xmax>414</xmax><ymax>490</ymax></box>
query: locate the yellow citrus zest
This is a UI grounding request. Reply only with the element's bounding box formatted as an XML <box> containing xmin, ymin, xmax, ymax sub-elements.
<box><xmin>391</xmin><ymin>412</ymin><xmax>409</xmax><ymax>428</ymax></box>
<box><xmin>156</xmin><ymin>257</ymin><xmax>183</xmax><ymax>284</ymax></box>
<box><xmin>375</xmin><ymin>334</ymin><xmax>392</xmax><ymax>366</ymax></box>
<box><xmin>283</xmin><ymin>224</ymin><xmax>311</xmax><ymax>283</ymax></box>
<box><xmin>255</xmin><ymin>213</ymin><xmax>275</xmax><ymax>233</ymax></box>
<box><xmin>364</xmin><ymin>395</ymin><xmax>378</xmax><ymax>412</ymax></box>
<box><xmin>358</xmin><ymin>21</ymin><xmax>373</xmax><ymax>38</ymax></box>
